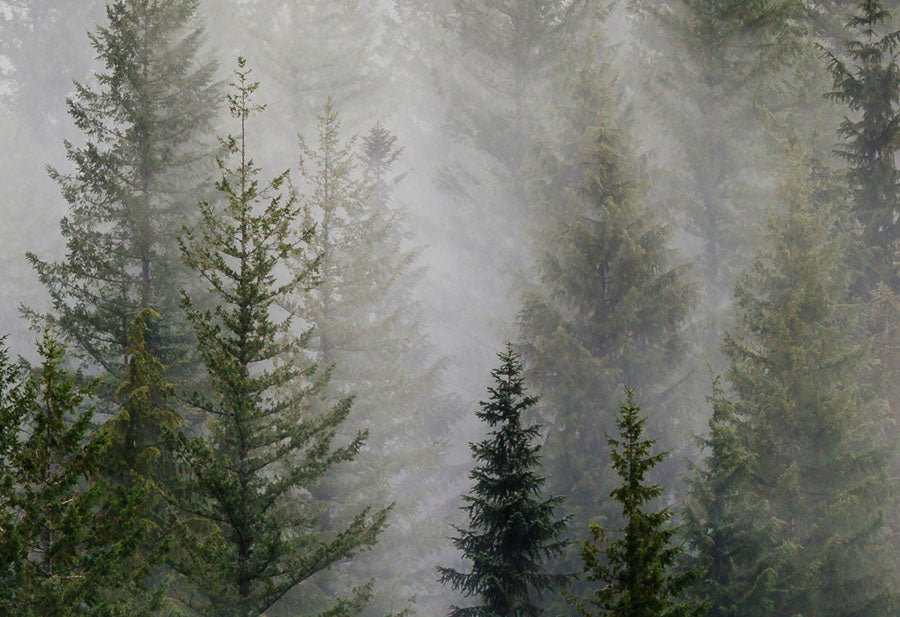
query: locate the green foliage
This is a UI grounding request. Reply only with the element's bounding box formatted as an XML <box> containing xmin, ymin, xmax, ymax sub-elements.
<box><xmin>288</xmin><ymin>102</ymin><xmax>455</xmax><ymax>617</ymax></box>
<box><xmin>575</xmin><ymin>389</ymin><xmax>701</xmax><ymax>617</ymax></box>
<box><xmin>682</xmin><ymin>153</ymin><xmax>898</xmax><ymax>617</ymax></box>
<box><xmin>627</xmin><ymin>0</ymin><xmax>802</xmax><ymax>336</ymax></box>
<box><xmin>518</xmin><ymin>54</ymin><xmax>695</xmax><ymax>595</ymax></box>
<box><xmin>171</xmin><ymin>59</ymin><xmax>388</xmax><ymax>617</ymax></box>
<box><xmin>825</xmin><ymin>0</ymin><xmax>900</xmax><ymax>289</ymax></box>
<box><xmin>101</xmin><ymin>309</ymin><xmax>183</xmax><ymax>492</ymax></box>
<box><xmin>26</xmin><ymin>0</ymin><xmax>219</xmax><ymax>404</ymax></box>
<box><xmin>0</xmin><ymin>332</ymin><xmax>164</xmax><ymax>617</ymax></box>
<box><xmin>438</xmin><ymin>344</ymin><xmax>569</xmax><ymax>617</ymax></box>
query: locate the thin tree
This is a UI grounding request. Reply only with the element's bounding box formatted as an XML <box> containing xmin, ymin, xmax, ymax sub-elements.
<box><xmin>171</xmin><ymin>58</ymin><xmax>389</xmax><ymax>617</ymax></box>
<box><xmin>438</xmin><ymin>343</ymin><xmax>569</xmax><ymax>617</ymax></box>
<box><xmin>574</xmin><ymin>389</ymin><xmax>701</xmax><ymax>617</ymax></box>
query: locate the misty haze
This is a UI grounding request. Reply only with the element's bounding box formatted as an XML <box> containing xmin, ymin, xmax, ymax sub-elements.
<box><xmin>0</xmin><ymin>1</ymin><xmax>898</xmax><ymax>617</ymax></box>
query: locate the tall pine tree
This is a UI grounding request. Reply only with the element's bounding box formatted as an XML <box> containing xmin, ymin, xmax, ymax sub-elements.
<box><xmin>825</xmin><ymin>0</ymin><xmax>900</xmax><ymax>289</ymax></box>
<box><xmin>286</xmin><ymin>103</ymin><xmax>456</xmax><ymax>617</ymax></box>
<box><xmin>518</xmin><ymin>53</ymin><xmax>696</xmax><ymax>593</ymax></box>
<box><xmin>438</xmin><ymin>344</ymin><xmax>569</xmax><ymax>617</ymax></box>
<box><xmin>171</xmin><ymin>59</ymin><xmax>389</xmax><ymax>617</ymax></box>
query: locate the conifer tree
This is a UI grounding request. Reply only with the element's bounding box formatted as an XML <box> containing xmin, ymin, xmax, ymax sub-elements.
<box><xmin>518</xmin><ymin>57</ymin><xmax>695</xmax><ymax>589</ymax></box>
<box><xmin>825</xmin><ymin>0</ymin><xmax>900</xmax><ymax>289</ymax></box>
<box><xmin>26</xmin><ymin>0</ymin><xmax>219</xmax><ymax>407</ymax></box>
<box><xmin>627</xmin><ymin>0</ymin><xmax>800</xmax><ymax>341</ymax></box>
<box><xmin>682</xmin><ymin>153</ymin><xmax>898</xmax><ymax>617</ymax></box>
<box><xmin>0</xmin><ymin>331</ymin><xmax>164</xmax><ymax>617</ymax></box>
<box><xmin>100</xmin><ymin>308</ymin><xmax>183</xmax><ymax>510</ymax></box>
<box><xmin>288</xmin><ymin>104</ymin><xmax>455</xmax><ymax>617</ymax></box>
<box><xmin>438</xmin><ymin>344</ymin><xmax>569</xmax><ymax>617</ymax></box>
<box><xmin>575</xmin><ymin>389</ymin><xmax>701</xmax><ymax>617</ymax></box>
<box><xmin>171</xmin><ymin>59</ymin><xmax>389</xmax><ymax>617</ymax></box>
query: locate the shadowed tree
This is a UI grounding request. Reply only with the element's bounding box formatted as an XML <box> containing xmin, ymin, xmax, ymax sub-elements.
<box><xmin>438</xmin><ymin>344</ymin><xmax>569</xmax><ymax>617</ymax></box>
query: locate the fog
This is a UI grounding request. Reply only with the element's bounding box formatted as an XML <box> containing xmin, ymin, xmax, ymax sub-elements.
<box><xmin>1</xmin><ymin>1</ymin><xmax>898</xmax><ymax>617</ymax></box>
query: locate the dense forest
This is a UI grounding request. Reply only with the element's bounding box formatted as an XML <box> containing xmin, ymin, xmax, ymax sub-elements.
<box><xmin>0</xmin><ymin>1</ymin><xmax>898</xmax><ymax>616</ymax></box>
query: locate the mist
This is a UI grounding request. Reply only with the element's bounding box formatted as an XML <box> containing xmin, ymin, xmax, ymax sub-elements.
<box><xmin>0</xmin><ymin>1</ymin><xmax>898</xmax><ymax>617</ymax></box>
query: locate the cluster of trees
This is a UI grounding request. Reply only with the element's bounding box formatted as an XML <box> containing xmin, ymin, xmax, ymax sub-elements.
<box><xmin>0</xmin><ymin>0</ymin><xmax>899</xmax><ymax>616</ymax></box>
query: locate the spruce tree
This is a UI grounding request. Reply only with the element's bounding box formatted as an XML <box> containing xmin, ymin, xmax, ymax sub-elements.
<box><xmin>26</xmin><ymin>0</ymin><xmax>219</xmax><ymax>407</ymax></box>
<box><xmin>0</xmin><ymin>331</ymin><xmax>163</xmax><ymax>617</ymax></box>
<box><xmin>575</xmin><ymin>389</ymin><xmax>701</xmax><ymax>617</ymax></box>
<box><xmin>437</xmin><ymin>344</ymin><xmax>569</xmax><ymax>617</ymax></box>
<box><xmin>825</xmin><ymin>0</ymin><xmax>900</xmax><ymax>289</ymax></box>
<box><xmin>286</xmin><ymin>104</ymin><xmax>455</xmax><ymax>617</ymax></box>
<box><xmin>171</xmin><ymin>59</ymin><xmax>389</xmax><ymax>617</ymax></box>
<box><xmin>682</xmin><ymin>153</ymin><xmax>898</xmax><ymax>617</ymax></box>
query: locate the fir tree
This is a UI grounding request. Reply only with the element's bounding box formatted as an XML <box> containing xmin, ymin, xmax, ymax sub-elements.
<box><xmin>171</xmin><ymin>59</ymin><xmax>389</xmax><ymax>617</ymax></box>
<box><xmin>26</xmin><ymin>0</ymin><xmax>219</xmax><ymax>407</ymax></box>
<box><xmin>825</xmin><ymin>0</ymin><xmax>900</xmax><ymax>290</ymax></box>
<box><xmin>682</xmin><ymin>152</ymin><xmax>898</xmax><ymax>617</ymax></box>
<box><xmin>575</xmin><ymin>389</ymin><xmax>701</xmax><ymax>617</ymax></box>
<box><xmin>0</xmin><ymin>331</ymin><xmax>164</xmax><ymax>617</ymax></box>
<box><xmin>438</xmin><ymin>344</ymin><xmax>569</xmax><ymax>617</ymax></box>
<box><xmin>286</xmin><ymin>104</ymin><xmax>455</xmax><ymax>617</ymax></box>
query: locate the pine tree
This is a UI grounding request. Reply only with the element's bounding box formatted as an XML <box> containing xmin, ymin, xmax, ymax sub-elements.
<box><xmin>438</xmin><ymin>344</ymin><xmax>569</xmax><ymax>617</ymax></box>
<box><xmin>825</xmin><ymin>0</ymin><xmax>900</xmax><ymax>290</ymax></box>
<box><xmin>682</xmin><ymin>152</ymin><xmax>898</xmax><ymax>616</ymax></box>
<box><xmin>0</xmin><ymin>331</ymin><xmax>164</xmax><ymax>617</ymax></box>
<box><xmin>575</xmin><ymin>389</ymin><xmax>701</xmax><ymax>617</ymax></box>
<box><xmin>171</xmin><ymin>59</ymin><xmax>389</xmax><ymax>617</ymax></box>
<box><xmin>518</xmin><ymin>57</ymin><xmax>696</xmax><ymax>591</ymax></box>
<box><xmin>201</xmin><ymin>0</ymin><xmax>386</xmax><ymax>156</ymax></box>
<box><xmin>286</xmin><ymin>104</ymin><xmax>456</xmax><ymax>617</ymax></box>
<box><xmin>26</xmin><ymin>0</ymin><xmax>219</xmax><ymax>408</ymax></box>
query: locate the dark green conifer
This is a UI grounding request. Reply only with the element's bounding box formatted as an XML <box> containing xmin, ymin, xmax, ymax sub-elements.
<box><xmin>0</xmin><ymin>332</ymin><xmax>163</xmax><ymax>617</ymax></box>
<box><xmin>518</xmin><ymin>55</ymin><xmax>695</xmax><ymax>591</ymax></box>
<box><xmin>438</xmin><ymin>344</ymin><xmax>569</xmax><ymax>617</ymax></box>
<box><xmin>825</xmin><ymin>0</ymin><xmax>900</xmax><ymax>289</ymax></box>
<box><xmin>575</xmin><ymin>389</ymin><xmax>702</xmax><ymax>617</ymax></box>
<box><xmin>171</xmin><ymin>59</ymin><xmax>388</xmax><ymax>617</ymax></box>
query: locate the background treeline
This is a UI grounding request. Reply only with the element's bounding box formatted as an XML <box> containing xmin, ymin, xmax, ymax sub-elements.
<box><xmin>0</xmin><ymin>1</ymin><xmax>898</xmax><ymax>616</ymax></box>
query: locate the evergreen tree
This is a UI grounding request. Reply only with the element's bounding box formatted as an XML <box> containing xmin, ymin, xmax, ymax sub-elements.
<box><xmin>626</xmin><ymin>0</ymin><xmax>802</xmax><ymax>343</ymax></box>
<box><xmin>286</xmin><ymin>104</ymin><xmax>456</xmax><ymax>617</ymax></box>
<box><xmin>201</xmin><ymin>0</ymin><xmax>386</xmax><ymax>158</ymax></box>
<box><xmin>99</xmin><ymin>308</ymin><xmax>183</xmax><ymax>514</ymax></box>
<box><xmin>171</xmin><ymin>59</ymin><xmax>389</xmax><ymax>617</ymax></box>
<box><xmin>437</xmin><ymin>344</ymin><xmax>569</xmax><ymax>617</ymax></box>
<box><xmin>26</xmin><ymin>0</ymin><xmax>219</xmax><ymax>408</ymax></box>
<box><xmin>682</xmin><ymin>153</ymin><xmax>898</xmax><ymax>617</ymax></box>
<box><xmin>575</xmin><ymin>389</ymin><xmax>701</xmax><ymax>617</ymax></box>
<box><xmin>825</xmin><ymin>0</ymin><xmax>900</xmax><ymax>289</ymax></box>
<box><xmin>518</xmin><ymin>56</ymin><xmax>696</xmax><ymax>590</ymax></box>
<box><xmin>0</xmin><ymin>331</ymin><xmax>164</xmax><ymax>617</ymax></box>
